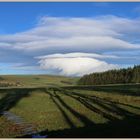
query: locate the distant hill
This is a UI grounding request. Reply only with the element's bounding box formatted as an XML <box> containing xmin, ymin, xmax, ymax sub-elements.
<box><xmin>78</xmin><ymin>65</ymin><xmax>140</xmax><ymax>85</ymax></box>
<box><xmin>0</xmin><ymin>75</ymin><xmax>78</xmax><ymax>87</ymax></box>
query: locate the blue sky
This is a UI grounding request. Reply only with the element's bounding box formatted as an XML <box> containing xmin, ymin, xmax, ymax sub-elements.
<box><xmin>0</xmin><ymin>2</ymin><xmax>140</xmax><ymax>34</ymax></box>
<box><xmin>0</xmin><ymin>2</ymin><xmax>140</xmax><ymax>76</ymax></box>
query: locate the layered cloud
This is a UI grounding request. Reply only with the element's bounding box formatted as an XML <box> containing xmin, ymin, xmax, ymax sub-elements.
<box><xmin>0</xmin><ymin>16</ymin><xmax>140</xmax><ymax>53</ymax></box>
<box><xmin>36</xmin><ymin>52</ymin><xmax>119</xmax><ymax>59</ymax></box>
<box><xmin>0</xmin><ymin>15</ymin><xmax>140</xmax><ymax>75</ymax></box>
<box><xmin>37</xmin><ymin>53</ymin><xmax>119</xmax><ymax>76</ymax></box>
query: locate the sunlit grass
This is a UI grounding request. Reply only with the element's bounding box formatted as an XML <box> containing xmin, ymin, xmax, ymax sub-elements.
<box><xmin>0</xmin><ymin>84</ymin><xmax>140</xmax><ymax>137</ymax></box>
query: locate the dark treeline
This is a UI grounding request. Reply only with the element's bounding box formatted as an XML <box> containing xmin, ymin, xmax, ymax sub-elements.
<box><xmin>78</xmin><ymin>65</ymin><xmax>140</xmax><ymax>85</ymax></box>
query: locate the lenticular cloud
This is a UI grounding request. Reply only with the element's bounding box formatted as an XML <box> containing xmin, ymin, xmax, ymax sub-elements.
<box><xmin>0</xmin><ymin>16</ymin><xmax>140</xmax><ymax>53</ymax></box>
<box><xmin>37</xmin><ymin>53</ymin><xmax>119</xmax><ymax>76</ymax></box>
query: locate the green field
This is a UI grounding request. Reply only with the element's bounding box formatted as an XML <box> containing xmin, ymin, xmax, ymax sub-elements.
<box><xmin>0</xmin><ymin>75</ymin><xmax>140</xmax><ymax>138</ymax></box>
<box><xmin>0</xmin><ymin>75</ymin><xmax>78</xmax><ymax>87</ymax></box>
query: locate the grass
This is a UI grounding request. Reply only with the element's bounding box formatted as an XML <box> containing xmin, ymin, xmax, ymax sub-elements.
<box><xmin>0</xmin><ymin>75</ymin><xmax>140</xmax><ymax>138</ymax></box>
<box><xmin>0</xmin><ymin>75</ymin><xmax>79</xmax><ymax>87</ymax></box>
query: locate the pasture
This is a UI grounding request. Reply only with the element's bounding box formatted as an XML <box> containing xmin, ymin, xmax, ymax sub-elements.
<box><xmin>0</xmin><ymin>75</ymin><xmax>140</xmax><ymax>138</ymax></box>
<box><xmin>0</xmin><ymin>75</ymin><xmax>78</xmax><ymax>87</ymax></box>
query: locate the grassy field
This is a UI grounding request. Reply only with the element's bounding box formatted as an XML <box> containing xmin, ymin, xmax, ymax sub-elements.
<box><xmin>0</xmin><ymin>75</ymin><xmax>140</xmax><ymax>138</ymax></box>
<box><xmin>0</xmin><ymin>75</ymin><xmax>79</xmax><ymax>87</ymax></box>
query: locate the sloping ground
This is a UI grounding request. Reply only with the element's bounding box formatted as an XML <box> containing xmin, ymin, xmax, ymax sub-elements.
<box><xmin>0</xmin><ymin>85</ymin><xmax>140</xmax><ymax>138</ymax></box>
<box><xmin>0</xmin><ymin>75</ymin><xmax>78</xmax><ymax>87</ymax></box>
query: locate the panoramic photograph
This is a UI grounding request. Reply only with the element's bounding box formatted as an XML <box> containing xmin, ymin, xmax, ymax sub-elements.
<box><xmin>0</xmin><ymin>2</ymin><xmax>140</xmax><ymax>138</ymax></box>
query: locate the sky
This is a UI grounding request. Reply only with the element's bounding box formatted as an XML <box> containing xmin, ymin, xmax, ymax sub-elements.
<box><xmin>0</xmin><ymin>2</ymin><xmax>140</xmax><ymax>76</ymax></box>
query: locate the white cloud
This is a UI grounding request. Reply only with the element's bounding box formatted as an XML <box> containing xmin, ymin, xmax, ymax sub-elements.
<box><xmin>0</xmin><ymin>16</ymin><xmax>140</xmax><ymax>53</ymax></box>
<box><xmin>36</xmin><ymin>52</ymin><xmax>118</xmax><ymax>59</ymax></box>
<box><xmin>37</xmin><ymin>53</ymin><xmax>119</xmax><ymax>76</ymax></box>
<box><xmin>0</xmin><ymin>15</ymin><xmax>140</xmax><ymax>75</ymax></box>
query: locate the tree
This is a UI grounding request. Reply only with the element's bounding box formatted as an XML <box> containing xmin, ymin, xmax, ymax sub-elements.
<box><xmin>78</xmin><ymin>65</ymin><xmax>140</xmax><ymax>85</ymax></box>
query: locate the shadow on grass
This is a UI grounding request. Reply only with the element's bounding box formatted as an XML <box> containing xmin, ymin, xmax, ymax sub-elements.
<box><xmin>0</xmin><ymin>88</ymin><xmax>33</xmax><ymax>116</ymax></box>
<box><xmin>0</xmin><ymin>87</ymin><xmax>52</xmax><ymax>116</ymax></box>
<box><xmin>21</xmin><ymin>87</ymin><xmax>140</xmax><ymax>138</ymax></box>
<box><xmin>49</xmin><ymin>91</ymin><xmax>75</xmax><ymax>128</ymax></box>
<box><xmin>63</xmin><ymin>84</ymin><xmax>140</xmax><ymax>96</ymax></box>
<box><xmin>2</xmin><ymin>86</ymin><xmax>138</xmax><ymax>138</ymax></box>
<box><xmin>31</xmin><ymin>114</ymin><xmax>140</xmax><ymax>138</ymax></box>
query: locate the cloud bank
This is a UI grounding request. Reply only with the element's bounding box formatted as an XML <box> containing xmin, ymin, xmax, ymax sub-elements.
<box><xmin>0</xmin><ymin>15</ymin><xmax>140</xmax><ymax>75</ymax></box>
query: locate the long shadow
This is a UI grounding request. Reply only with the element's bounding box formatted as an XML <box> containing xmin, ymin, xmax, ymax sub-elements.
<box><xmin>0</xmin><ymin>88</ymin><xmax>32</xmax><ymax>116</ymax></box>
<box><xmin>63</xmin><ymin>84</ymin><xmax>140</xmax><ymax>96</ymax></box>
<box><xmin>78</xmin><ymin>93</ymin><xmax>135</xmax><ymax>117</ymax></box>
<box><xmin>116</xmin><ymin>102</ymin><xmax>140</xmax><ymax>110</ymax></box>
<box><xmin>47</xmin><ymin>90</ymin><xmax>75</xmax><ymax>128</ymax></box>
<box><xmin>22</xmin><ymin>114</ymin><xmax>140</xmax><ymax>138</ymax></box>
<box><xmin>20</xmin><ymin>87</ymin><xmax>140</xmax><ymax>138</ymax></box>
<box><xmin>88</xmin><ymin>94</ymin><xmax>140</xmax><ymax>116</ymax></box>
<box><xmin>78</xmin><ymin>98</ymin><xmax>118</xmax><ymax>121</ymax></box>
<box><xmin>51</xmin><ymin>87</ymin><xmax>140</xmax><ymax>119</ymax></box>
<box><xmin>56</xmin><ymin>88</ymin><xmax>131</xmax><ymax>119</ymax></box>
<box><xmin>52</xmin><ymin>87</ymin><xmax>140</xmax><ymax>131</ymax></box>
<box><xmin>57</xmin><ymin>89</ymin><xmax>119</xmax><ymax>121</ymax></box>
<box><xmin>62</xmin><ymin>88</ymin><xmax>140</xmax><ymax>117</ymax></box>
<box><xmin>50</xmin><ymin>89</ymin><xmax>94</xmax><ymax>126</ymax></box>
